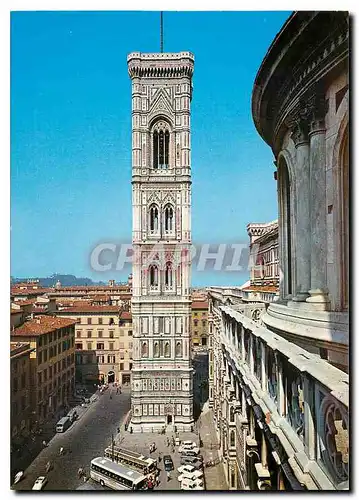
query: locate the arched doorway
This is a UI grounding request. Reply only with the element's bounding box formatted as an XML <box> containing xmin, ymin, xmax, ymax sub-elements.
<box><xmin>108</xmin><ymin>371</ymin><xmax>115</xmax><ymax>384</ymax></box>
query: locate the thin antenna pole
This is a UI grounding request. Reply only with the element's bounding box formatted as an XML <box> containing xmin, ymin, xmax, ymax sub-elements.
<box><xmin>160</xmin><ymin>11</ymin><xmax>163</xmax><ymax>53</ymax></box>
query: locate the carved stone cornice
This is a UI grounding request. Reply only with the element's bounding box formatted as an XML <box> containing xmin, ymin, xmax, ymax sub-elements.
<box><xmin>128</xmin><ymin>52</ymin><xmax>194</xmax><ymax>80</ymax></box>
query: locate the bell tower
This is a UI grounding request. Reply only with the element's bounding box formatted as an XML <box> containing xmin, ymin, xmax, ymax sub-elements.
<box><xmin>128</xmin><ymin>51</ymin><xmax>194</xmax><ymax>432</ymax></box>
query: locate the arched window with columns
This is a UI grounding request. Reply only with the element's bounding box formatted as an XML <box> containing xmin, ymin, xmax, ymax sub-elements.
<box><xmin>164</xmin><ymin>204</ymin><xmax>174</xmax><ymax>233</ymax></box>
<box><xmin>278</xmin><ymin>158</ymin><xmax>293</xmax><ymax>297</ymax></box>
<box><xmin>153</xmin><ymin>125</ymin><xmax>170</xmax><ymax>169</ymax></box>
<box><xmin>149</xmin><ymin>265</ymin><xmax>159</xmax><ymax>288</ymax></box>
<box><xmin>149</xmin><ymin>204</ymin><xmax>159</xmax><ymax>233</ymax></box>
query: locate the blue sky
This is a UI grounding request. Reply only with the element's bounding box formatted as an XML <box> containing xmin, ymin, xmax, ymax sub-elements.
<box><xmin>11</xmin><ymin>10</ymin><xmax>290</xmax><ymax>286</ymax></box>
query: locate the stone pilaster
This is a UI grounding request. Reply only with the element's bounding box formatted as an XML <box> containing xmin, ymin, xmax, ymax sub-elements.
<box><xmin>306</xmin><ymin>95</ymin><xmax>330</xmax><ymax>309</ymax></box>
<box><xmin>290</xmin><ymin>116</ymin><xmax>311</xmax><ymax>301</ymax></box>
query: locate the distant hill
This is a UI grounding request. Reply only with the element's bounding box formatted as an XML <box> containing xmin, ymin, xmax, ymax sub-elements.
<box><xmin>11</xmin><ymin>274</ymin><xmax>107</xmax><ymax>287</ymax></box>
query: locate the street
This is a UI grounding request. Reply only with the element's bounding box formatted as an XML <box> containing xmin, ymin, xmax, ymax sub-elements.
<box><xmin>13</xmin><ymin>386</ymin><xmax>131</xmax><ymax>491</ymax></box>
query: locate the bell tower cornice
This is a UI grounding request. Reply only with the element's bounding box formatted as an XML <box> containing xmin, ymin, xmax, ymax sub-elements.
<box><xmin>128</xmin><ymin>52</ymin><xmax>194</xmax><ymax>79</ymax></box>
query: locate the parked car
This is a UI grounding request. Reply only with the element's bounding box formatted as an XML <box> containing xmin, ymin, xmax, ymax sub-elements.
<box><xmin>178</xmin><ymin>469</ymin><xmax>204</xmax><ymax>482</ymax></box>
<box><xmin>163</xmin><ymin>455</ymin><xmax>174</xmax><ymax>472</ymax></box>
<box><xmin>181</xmin><ymin>482</ymin><xmax>205</xmax><ymax>491</ymax></box>
<box><xmin>181</xmin><ymin>448</ymin><xmax>200</xmax><ymax>456</ymax></box>
<box><xmin>180</xmin><ymin>477</ymin><xmax>204</xmax><ymax>490</ymax></box>
<box><xmin>178</xmin><ymin>440</ymin><xmax>197</xmax><ymax>451</ymax></box>
<box><xmin>177</xmin><ymin>464</ymin><xmax>197</xmax><ymax>474</ymax></box>
<box><xmin>32</xmin><ymin>476</ymin><xmax>47</xmax><ymax>490</ymax></box>
<box><xmin>180</xmin><ymin>455</ymin><xmax>203</xmax><ymax>467</ymax></box>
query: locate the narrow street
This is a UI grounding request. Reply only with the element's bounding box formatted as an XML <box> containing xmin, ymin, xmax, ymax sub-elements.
<box><xmin>13</xmin><ymin>386</ymin><xmax>131</xmax><ymax>491</ymax></box>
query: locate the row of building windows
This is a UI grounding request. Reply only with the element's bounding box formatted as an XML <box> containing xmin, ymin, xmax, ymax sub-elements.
<box><xmin>75</xmin><ymin>342</ymin><xmax>130</xmax><ymax>351</ymax></box>
<box><xmin>38</xmin><ymin>327</ymin><xmax>73</xmax><ymax>346</ymax></box>
<box><xmin>193</xmin><ymin>319</ymin><xmax>207</xmax><ymax>327</ymax></box>
<box><xmin>37</xmin><ymin>354</ymin><xmax>74</xmax><ymax>384</ymax></box>
<box><xmin>76</xmin><ymin>354</ymin><xmax>130</xmax><ymax>365</ymax></box>
<box><xmin>193</xmin><ymin>312</ymin><xmax>207</xmax><ymax>317</ymax></box>
<box><xmin>37</xmin><ymin>338</ymin><xmax>74</xmax><ymax>364</ymax></box>
<box><xmin>78</xmin><ymin>317</ymin><xmax>117</xmax><ymax>326</ymax></box>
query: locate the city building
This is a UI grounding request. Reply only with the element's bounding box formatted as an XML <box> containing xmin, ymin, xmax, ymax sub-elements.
<box><xmin>11</xmin><ymin>315</ymin><xmax>77</xmax><ymax>428</ymax></box>
<box><xmin>11</xmin><ymin>342</ymin><xmax>33</xmax><ymax>448</ymax></box>
<box><xmin>56</xmin><ymin>305</ymin><xmax>122</xmax><ymax>385</ymax></box>
<box><xmin>128</xmin><ymin>51</ymin><xmax>195</xmax><ymax>432</ymax></box>
<box><xmin>191</xmin><ymin>300</ymin><xmax>209</xmax><ymax>348</ymax></box>
<box><xmin>243</xmin><ymin>220</ymin><xmax>279</xmax><ymax>304</ymax></box>
<box><xmin>208</xmin><ymin>11</ymin><xmax>349</xmax><ymax>491</ymax></box>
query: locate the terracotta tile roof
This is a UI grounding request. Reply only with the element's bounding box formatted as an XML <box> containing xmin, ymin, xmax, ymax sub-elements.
<box><xmin>192</xmin><ymin>301</ymin><xmax>209</xmax><ymax>310</ymax></box>
<box><xmin>13</xmin><ymin>299</ymin><xmax>36</xmax><ymax>306</ymax></box>
<box><xmin>50</xmin><ymin>285</ymin><xmax>129</xmax><ymax>291</ymax></box>
<box><xmin>242</xmin><ymin>285</ymin><xmax>279</xmax><ymax>293</ymax></box>
<box><xmin>11</xmin><ymin>288</ymin><xmax>52</xmax><ymax>296</ymax></box>
<box><xmin>59</xmin><ymin>306</ymin><xmax>120</xmax><ymax>313</ymax></box>
<box><xmin>12</xmin><ymin>315</ymin><xmax>77</xmax><ymax>337</ymax></box>
<box><xmin>120</xmin><ymin>311</ymin><xmax>132</xmax><ymax>320</ymax></box>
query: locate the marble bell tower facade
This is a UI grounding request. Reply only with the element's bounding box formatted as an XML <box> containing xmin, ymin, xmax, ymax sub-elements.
<box><xmin>128</xmin><ymin>51</ymin><xmax>194</xmax><ymax>432</ymax></box>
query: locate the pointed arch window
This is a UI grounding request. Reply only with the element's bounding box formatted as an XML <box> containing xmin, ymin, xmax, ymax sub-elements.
<box><xmin>164</xmin><ymin>341</ymin><xmax>170</xmax><ymax>358</ymax></box>
<box><xmin>141</xmin><ymin>342</ymin><xmax>148</xmax><ymax>358</ymax></box>
<box><xmin>165</xmin><ymin>262</ymin><xmax>174</xmax><ymax>289</ymax></box>
<box><xmin>153</xmin><ymin>341</ymin><xmax>159</xmax><ymax>358</ymax></box>
<box><xmin>164</xmin><ymin>204</ymin><xmax>174</xmax><ymax>232</ymax></box>
<box><xmin>149</xmin><ymin>204</ymin><xmax>159</xmax><ymax>232</ymax></box>
<box><xmin>153</xmin><ymin>128</ymin><xmax>170</xmax><ymax>169</ymax></box>
<box><xmin>175</xmin><ymin>341</ymin><xmax>182</xmax><ymax>357</ymax></box>
<box><xmin>149</xmin><ymin>265</ymin><xmax>159</xmax><ymax>288</ymax></box>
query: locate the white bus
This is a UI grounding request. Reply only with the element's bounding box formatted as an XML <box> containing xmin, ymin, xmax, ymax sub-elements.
<box><xmin>90</xmin><ymin>457</ymin><xmax>148</xmax><ymax>491</ymax></box>
<box><xmin>104</xmin><ymin>445</ymin><xmax>157</xmax><ymax>476</ymax></box>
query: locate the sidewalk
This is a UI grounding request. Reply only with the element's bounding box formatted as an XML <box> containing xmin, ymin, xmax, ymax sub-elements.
<box><xmin>197</xmin><ymin>404</ymin><xmax>228</xmax><ymax>491</ymax></box>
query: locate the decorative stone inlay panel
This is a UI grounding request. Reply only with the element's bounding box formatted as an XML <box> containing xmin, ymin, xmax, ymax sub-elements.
<box><xmin>319</xmin><ymin>395</ymin><xmax>349</xmax><ymax>484</ymax></box>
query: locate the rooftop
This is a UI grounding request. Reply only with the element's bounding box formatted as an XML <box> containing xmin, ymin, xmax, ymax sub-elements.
<box><xmin>12</xmin><ymin>315</ymin><xmax>77</xmax><ymax>337</ymax></box>
<box><xmin>59</xmin><ymin>305</ymin><xmax>120</xmax><ymax>314</ymax></box>
<box><xmin>192</xmin><ymin>301</ymin><xmax>209</xmax><ymax>310</ymax></box>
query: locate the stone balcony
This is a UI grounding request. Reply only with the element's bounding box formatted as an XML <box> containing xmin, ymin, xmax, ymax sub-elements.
<box><xmin>215</xmin><ymin>304</ymin><xmax>349</xmax><ymax>490</ymax></box>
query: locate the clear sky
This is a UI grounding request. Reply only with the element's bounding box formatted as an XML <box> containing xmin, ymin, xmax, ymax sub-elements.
<box><xmin>11</xmin><ymin>10</ymin><xmax>291</xmax><ymax>286</ymax></box>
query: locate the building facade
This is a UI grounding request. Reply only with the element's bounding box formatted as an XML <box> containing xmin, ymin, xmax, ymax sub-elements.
<box><xmin>57</xmin><ymin>306</ymin><xmax>123</xmax><ymax>385</ymax></box>
<box><xmin>11</xmin><ymin>342</ymin><xmax>33</xmax><ymax>447</ymax></box>
<box><xmin>128</xmin><ymin>51</ymin><xmax>195</xmax><ymax>432</ymax></box>
<box><xmin>11</xmin><ymin>315</ymin><xmax>76</xmax><ymax>427</ymax></box>
<box><xmin>191</xmin><ymin>300</ymin><xmax>209</xmax><ymax>348</ymax></box>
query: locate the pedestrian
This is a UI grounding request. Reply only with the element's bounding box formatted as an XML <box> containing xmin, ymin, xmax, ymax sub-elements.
<box><xmin>116</xmin><ymin>388</ymin><xmax>119</xmax><ymax>394</ymax></box>
<box><xmin>59</xmin><ymin>446</ymin><xmax>64</xmax><ymax>455</ymax></box>
<box><xmin>158</xmin><ymin>453</ymin><xmax>162</xmax><ymax>463</ymax></box>
<box><xmin>42</xmin><ymin>440</ymin><xmax>47</xmax><ymax>447</ymax></box>
<box><xmin>166</xmin><ymin>471</ymin><xmax>171</xmax><ymax>482</ymax></box>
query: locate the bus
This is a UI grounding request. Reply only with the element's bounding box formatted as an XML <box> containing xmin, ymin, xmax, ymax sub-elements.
<box><xmin>56</xmin><ymin>416</ymin><xmax>71</xmax><ymax>433</ymax></box>
<box><xmin>104</xmin><ymin>445</ymin><xmax>157</xmax><ymax>476</ymax></box>
<box><xmin>90</xmin><ymin>457</ymin><xmax>148</xmax><ymax>491</ymax></box>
